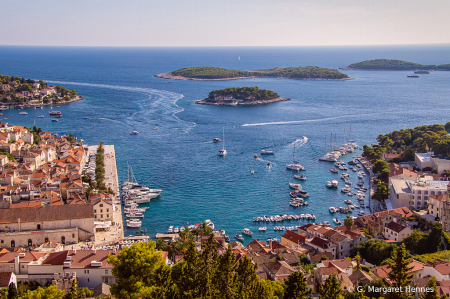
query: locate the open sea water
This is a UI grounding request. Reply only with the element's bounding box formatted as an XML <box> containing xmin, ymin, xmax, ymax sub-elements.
<box><xmin>0</xmin><ymin>45</ymin><xmax>449</xmax><ymax>244</ymax></box>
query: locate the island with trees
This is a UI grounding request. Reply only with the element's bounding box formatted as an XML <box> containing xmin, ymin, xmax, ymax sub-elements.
<box><xmin>155</xmin><ymin>66</ymin><xmax>351</xmax><ymax>81</ymax></box>
<box><xmin>195</xmin><ymin>86</ymin><xmax>290</xmax><ymax>106</ymax></box>
<box><xmin>340</xmin><ymin>59</ymin><xmax>450</xmax><ymax>71</ymax></box>
<box><xmin>0</xmin><ymin>74</ymin><xmax>82</xmax><ymax>109</ymax></box>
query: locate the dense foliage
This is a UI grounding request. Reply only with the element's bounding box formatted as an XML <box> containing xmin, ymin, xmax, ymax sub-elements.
<box><xmin>0</xmin><ymin>73</ymin><xmax>77</xmax><ymax>104</ymax></box>
<box><xmin>383</xmin><ymin>244</ymin><xmax>415</xmax><ymax>299</ymax></box>
<box><xmin>108</xmin><ymin>236</ymin><xmax>316</xmax><ymax>299</ymax></box>
<box><xmin>207</xmin><ymin>86</ymin><xmax>280</xmax><ymax>101</ymax></box>
<box><xmin>347</xmin><ymin>59</ymin><xmax>450</xmax><ymax>70</ymax></box>
<box><xmin>171</xmin><ymin>66</ymin><xmax>349</xmax><ymax>79</ymax></box>
<box><xmin>355</xmin><ymin>238</ymin><xmax>400</xmax><ymax>265</ymax></box>
<box><xmin>363</xmin><ymin>123</ymin><xmax>450</xmax><ymax>161</ymax></box>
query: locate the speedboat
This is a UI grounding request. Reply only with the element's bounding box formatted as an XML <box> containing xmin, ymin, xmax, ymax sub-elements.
<box><xmin>334</xmin><ymin>218</ymin><xmax>342</xmax><ymax>225</ymax></box>
<box><xmin>261</xmin><ymin>150</ymin><xmax>275</xmax><ymax>155</ymax></box>
<box><xmin>235</xmin><ymin>234</ymin><xmax>244</xmax><ymax>241</ymax></box>
<box><xmin>242</xmin><ymin>228</ymin><xmax>253</xmax><ymax>235</ymax></box>
<box><xmin>344</xmin><ymin>199</ymin><xmax>353</xmax><ymax>204</ymax></box>
<box><xmin>259</xmin><ymin>227</ymin><xmax>267</xmax><ymax>231</ymax></box>
<box><xmin>329</xmin><ymin>207</ymin><xmax>337</xmax><ymax>213</ymax></box>
<box><xmin>326</xmin><ymin>181</ymin><xmax>332</xmax><ymax>188</ymax></box>
<box><xmin>51</xmin><ymin>119</ymin><xmax>58</xmax><ymax>122</ymax></box>
<box><xmin>19</xmin><ymin>112</ymin><xmax>28</xmax><ymax>115</ymax></box>
<box><xmin>254</xmin><ymin>155</ymin><xmax>258</xmax><ymax>159</ymax></box>
<box><xmin>38</xmin><ymin>115</ymin><xmax>44</xmax><ymax>118</ymax></box>
<box><xmin>330</xmin><ymin>167</ymin><xmax>339</xmax><ymax>173</ymax></box>
<box><xmin>213</xmin><ymin>138</ymin><xmax>221</xmax><ymax>142</ymax></box>
<box><xmin>130</xmin><ymin>131</ymin><xmax>139</xmax><ymax>135</ymax></box>
<box><xmin>331</xmin><ymin>180</ymin><xmax>339</xmax><ymax>187</ymax></box>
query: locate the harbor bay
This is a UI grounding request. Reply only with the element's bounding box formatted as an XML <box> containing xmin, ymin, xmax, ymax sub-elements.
<box><xmin>1</xmin><ymin>45</ymin><xmax>450</xmax><ymax>244</ymax></box>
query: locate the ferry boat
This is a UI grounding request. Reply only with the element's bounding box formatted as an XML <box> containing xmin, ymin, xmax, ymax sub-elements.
<box><xmin>49</xmin><ymin>111</ymin><xmax>62</xmax><ymax>116</ymax></box>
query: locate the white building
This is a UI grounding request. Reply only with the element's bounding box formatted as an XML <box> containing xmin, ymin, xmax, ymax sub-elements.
<box><xmin>431</xmin><ymin>156</ymin><xmax>450</xmax><ymax>174</ymax></box>
<box><xmin>389</xmin><ymin>178</ymin><xmax>449</xmax><ymax>209</ymax></box>
<box><xmin>383</xmin><ymin>222</ymin><xmax>413</xmax><ymax>242</ymax></box>
<box><xmin>415</xmin><ymin>152</ymin><xmax>434</xmax><ymax>170</ymax></box>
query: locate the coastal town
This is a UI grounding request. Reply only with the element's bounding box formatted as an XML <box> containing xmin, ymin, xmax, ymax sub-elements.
<box><xmin>1</xmin><ymin>118</ymin><xmax>450</xmax><ymax>298</ymax></box>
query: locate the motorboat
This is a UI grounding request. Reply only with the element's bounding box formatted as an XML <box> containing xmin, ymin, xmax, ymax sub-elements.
<box><xmin>295</xmin><ymin>190</ymin><xmax>310</xmax><ymax>197</ymax></box>
<box><xmin>344</xmin><ymin>199</ymin><xmax>353</xmax><ymax>204</ymax></box>
<box><xmin>19</xmin><ymin>112</ymin><xmax>28</xmax><ymax>115</ymax></box>
<box><xmin>286</xmin><ymin>143</ymin><xmax>304</xmax><ymax>170</ymax></box>
<box><xmin>254</xmin><ymin>155</ymin><xmax>258</xmax><ymax>159</ymax></box>
<box><xmin>51</xmin><ymin>119</ymin><xmax>58</xmax><ymax>122</ymax></box>
<box><xmin>127</xmin><ymin>222</ymin><xmax>142</xmax><ymax>228</ymax></box>
<box><xmin>213</xmin><ymin>138</ymin><xmax>221</xmax><ymax>142</ymax></box>
<box><xmin>235</xmin><ymin>234</ymin><xmax>244</xmax><ymax>241</ymax></box>
<box><xmin>326</xmin><ymin>181</ymin><xmax>332</xmax><ymax>188</ymax></box>
<box><xmin>331</xmin><ymin>180</ymin><xmax>339</xmax><ymax>187</ymax></box>
<box><xmin>329</xmin><ymin>207</ymin><xmax>337</xmax><ymax>213</ymax></box>
<box><xmin>38</xmin><ymin>115</ymin><xmax>44</xmax><ymax>118</ymax></box>
<box><xmin>330</xmin><ymin>167</ymin><xmax>339</xmax><ymax>173</ymax></box>
<box><xmin>334</xmin><ymin>218</ymin><xmax>342</xmax><ymax>225</ymax></box>
<box><xmin>130</xmin><ymin>131</ymin><xmax>139</xmax><ymax>135</ymax></box>
<box><xmin>358</xmin><ymin>211</ymin><xmax>366</xmax><ymax>216</ymax></box>
<box><xmin>167</xmin><ymin>226</ymin><xmax>174</xmax><ymax>233</ymax></box>
<box><xmin>242</xmin><ymin>228</ymin><xmax>253</xmax><ymax>235</ymax></box>
<box><xmin>259</xmin><ymin>227</ymin><xmax>267</xmax><ymax>231</ymax></box>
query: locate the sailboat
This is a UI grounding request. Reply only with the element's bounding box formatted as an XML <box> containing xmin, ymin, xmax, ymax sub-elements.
<box><xmin>286</xmin><ymin>143</ymin><xmax>304</xmax><ymax>171</ymax></box>
<box><xmin>261</xmin><ymin>134</ymin><xmax>275</xmax><ymax>155</ymax></box>
<box><xmin>294</xmin><ymin>170</ymin><xmax>306</xmax><ymax>180</ymax></box>
<box><xmin>218</xmin><ymin>128</ymin><xmax>227</xmax><ymax>156</ymax></box>
<box><xmin>289</xmin><ymin>171</ymin><xmax>302</xmax><ymax>190</ymax></box>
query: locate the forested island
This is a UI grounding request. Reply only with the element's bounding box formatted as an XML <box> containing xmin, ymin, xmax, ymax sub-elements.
<box><xmin>341</xmin><ymin>59</ymin><xmax>450</xmax><ymax>71</ymax></box>
<box><xmin>195</xmin><ymin>86</ymin><xmax>290</xmax><ymax>106</ymax></box>
<box><xmin>155</xmin><ymin>66</ymin><xmax>350</xmax><ymax>80</ymax></box>
<box><xmin>0</xmin><ymin>74</ymin><xmax>81</xmax><ymax>109</ymax></box>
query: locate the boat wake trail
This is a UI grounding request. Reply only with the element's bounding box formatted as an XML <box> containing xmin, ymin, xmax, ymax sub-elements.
<box><xmin>287</xmin><ymin>137</ymin><xmax>308</xmax><ymax>147</ymax></box>
<box><xmin>240</xmin><ymin>116</ymin><xmax>343</xmax><ymax>127</ymax></box>
<box><xmin>46</xmin><ymin>80</ymin><xmax>195</xmax><ymax>133</ymax></box>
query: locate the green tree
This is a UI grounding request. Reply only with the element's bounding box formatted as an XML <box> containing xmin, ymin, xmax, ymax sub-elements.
<box><xmin>283</xmin><ymin>271</ymin><xmax>313</xmax><ymax>299</ymax></box>
<box><xmin>19</xmin><ymin>285</ymin><xmax>64</xmax><ymax>299</ymax></box>
<box><xmin>403</xmin><ymin>230</ymin><xmax>427</xmax><ymax>254</ymax></box>
<box><xmin>108</xmin><ymin>241</ymin><xmax>172</xmax><ymax>299</ymax></box>
<box><xmin>66</xmin><ymin>280</ymin><xmax>78</xmax><ymax>299</ymax></box>
<box><xmin>428</xmin><ymin>223</ymin><xmax>444</xmax><ymax>253</ymax></box>
<box><xmin>7</xmin><ymin>284</ymin><xmax>17</xmax><ymax>299</ymax></box>
<box><xmin>420</xmin><ymin>276</ymin><xmax>439</xmax><ymax>299</ymax></box>
<box><xmin>383</xmin><ymin>244</ymin><xmax>415</xmax><ymax>299</ymax></box>
<box><xmin>344</xmin><ymin>215</ymin><xmax>354</xmax><ymax>230</ymax></box>
<box><xmin>373</xmin><ymin>183</ymin><xmax>389</xmax><ymax>202</ymax></box>
<box><xmin>216</xmin><ymin>245</ymin><xmax>237</xmax><ymax>299</ymax></box>
<box><xmin>319</xmin><ymin>275</ymin><xmax>343</xmax><ymax>299</ymax></box>
<box><xmin>76</xmin><ymin>287</ymin><xmax>93</xmax><ymax>299</ymax></box>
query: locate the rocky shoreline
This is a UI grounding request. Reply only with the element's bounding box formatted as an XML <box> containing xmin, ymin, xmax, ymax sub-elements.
<box><xmin>195</xmin><ymin>97</ymin><xmax>291</xmax><ymax>106</ymax></box>
<box><xmin>0</xmin><ymin>96</ymin><xmax>83</xmax><ymax>110</ymax></box>
<box><xmin>155</xmin><ymin>72</ymin><xmax>353</xmax><ymax>81</ymax></box>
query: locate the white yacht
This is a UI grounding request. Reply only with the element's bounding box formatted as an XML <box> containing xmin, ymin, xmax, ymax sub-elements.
<box><xmin>331</xmin><ymin>180</ymin><xmax>339</xmax><ymax>187</ymax></box>
<box><xmin>261</xmin><ymin>133</ymin><xmax>275</xmax><ymax>155</ymax></box>
<box><xmin>130</xmin><ymin>131</ymin><xmax>139</xmax><ymax>135</ymax></box>
<box><xmin>329</xmin><ymin>207</ymin><xmax>337</xmax><ymax>213</ymax></box>
<box><xmin>326</xmin><ymin>181</ymin><xmax>332</xmax><ymax>188</ymax></box>
<box><xmin>242</xmin><ymin>228</ymin><xmax>253</xmax><ymax>235</ymax></box>
<box><xmin>286</xmin><ymin>143</ymin><xmax>304</xmax><ymax>171</ymax></box>
<box><xmin>289</xmin><ymin>182</ymin><xmax>302</xmax><ymax>190</ymax></box>
<box><xmin>19</xmin><ymin>112</ymin><xmax>28</xmax><ymax>115</ymax></box>
<box><xmin>218</xmin><ymin>127</ymin><xmax>227</xmax><ymax>156</ymax></box>
<box><xmin>259</xmin><ymin>227</ymin><xmax>267</xmax><ymax>231</ymax></box>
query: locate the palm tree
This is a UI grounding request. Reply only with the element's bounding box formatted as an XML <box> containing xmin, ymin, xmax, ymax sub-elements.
<box><xmin>344</xmin><ymin>215</ymin><xmax>354</xmax><ymax>230</ymax></box>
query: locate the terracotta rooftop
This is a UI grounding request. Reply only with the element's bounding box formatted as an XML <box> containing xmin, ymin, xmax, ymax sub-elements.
<box><xmin>386</xmin><ymin>221</ymin><xmax>408</xmax><ymax>233</ymax></box>
<box><xmin>281</xmin><ymin>230</ymin><xmax>306</xmax><ymax>245</ymax></box>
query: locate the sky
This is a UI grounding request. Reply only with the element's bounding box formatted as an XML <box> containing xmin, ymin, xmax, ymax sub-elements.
<box><xmin>1</xmin><ymin>0</ymin><xmax>449</xmax><ymax>47</ymax></box>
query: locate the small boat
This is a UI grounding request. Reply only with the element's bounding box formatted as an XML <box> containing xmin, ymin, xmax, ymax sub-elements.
<box><xmin>254</xmin><ymin>155</ymin><xmax>258</xmax><ymax>159</ymax></box>
<box><xmin>242</xmin><ymin>228</ymin><xmax>253</xmax><ymax>235</ymax></box>
<box><xmin>259</xmin><ymin>227</ymin><xmax>267</xmax><ymax>231</ymax></box>
<box><xmin>294</xmin><ymin>174</ymin><xmax>306</xmax><ymax>180</ymax></box>
<box><xmin>19</xmin><ymin>112</ymin><xmax>28</xmax><ymax>115</ymax></box>
<box><xmin>334</xmin><ymin>218</ymin><xmax>341</xmax><ymax>225</ymax></box>
<box><xmin>51</xmin><ymin>119</ymin><xmax>58</xmax><ymax>122</ymax></box>
<box><xmin>330</xmin><ymin>167</ymin><xmax>339</xmax><ymax>173</ymax></box>
<box><xmin>344</xmin><ymin>199</ymin><xmax>353</xmax><ymax>204</ymax></box>
<box><xmin>235</xmin><ymin>234</ymin><xmax>244</xmax><ymax>241</ymax></box>
<box><xmin>289</xmin><ymin>182</ymin><xmax>302</xmax><ymax>190</ymax></box>
<box><xmin>329</xmin><ymin>207</ymin><xmax>337</xmax><ymax>213</ymax></box>
<box><xmin>251</xmin><ymin>170</ymin><xmax>254</xmax><ymax>174</ymax></box>
<box><xmin>267</xmin><ymin>162</ymin><xmax>271</xmax><ymax>167</ymax></box>
<box><xmin>218</xmin><ymin>128</ymin><xmax>227</xmax><ymax>156</ymax></box>
<box><xmin>38</xmin><ymin>115</ymin><xmax>44</xmax><ymax>118</ymax></box>
<box><xmin>213</xmin><ymin>138</ymin><xmax>221</xmax><ymax>142</ymax></box>
<box><xmin>154</xmin><ymin>127</ymin><xmax>158</xmax><ymax>130</ymax></box>
<box><xmin>331</xmin><ymin>180</ymin><xmax>339</xmax><ymax>187</ymax></box>
<box><xmin>407</xmin><ymin>74</ymin><xmax>420</xmax><ymax>78</ymax></box>
<box><xmin>130</xmin><ymin>131</ymin><xmax>139</xmax><ymax>135</ymax></box>
<box><xmin>326</xmin><ymin>181</ymin><xmax>332</xmax><ymax>188</ymax></box>
<box><xmin>358</xmin><ymin>211</ymin><xmax>366</xmax><ymax>216</ymax></box>
<box><xmin>40</xmin><ymin>106</ymin><xmax>43</xmax><ymax>110</ymax></box>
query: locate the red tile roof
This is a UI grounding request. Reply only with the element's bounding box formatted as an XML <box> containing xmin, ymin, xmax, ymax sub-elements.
<box><xmin>281</xmin><ymin>230</ymin><xmax>306</xmax><ymax>245</ymax></box>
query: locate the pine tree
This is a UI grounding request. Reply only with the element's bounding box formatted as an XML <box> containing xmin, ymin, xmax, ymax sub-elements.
<box><xmin>215</xmin><ymin>245</ymin><xmax>237</xmax><ymax>299</ymax></box>
<box><xmin>7</xmin><ymin>283</ymin><xmax>18</xmax><ymax>299</ymax></box>
<box><xmin>234</xmin><ymin>256</ymin><xmax>266</xmax><ymax>298</ymax></box>
<box><xmin>283</xmin><ymin>271</ymin><xmax>313</xmax><ymax>299</ymax></box>
<box><xmin>383</xmin><ymin>244</ymin><xmax>415</xmax><ymax>299</ymax></box>
<box><xmin>319</xmin><ymin>275</ymin><xmax>342</xmax><ymax>299</ymax></box>
<box><xmin>66</xmin><ymin>280</ymin><xmax>78</xmax><ymax>299</ymax></box>
<box><xmin>420</xmin><ymin>276</ymin><xmax>439</xmax><ymax>299</ymax></box>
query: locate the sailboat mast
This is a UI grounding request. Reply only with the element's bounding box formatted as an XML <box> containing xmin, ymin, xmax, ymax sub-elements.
<box><xmin>223</xmin><ymin>127</ymin><xmax>225</xmax><ymax>150</ymax></box>
<box><xmin>330</xmin><ymin>133</ymin><xmax>332</xmax><ymax>152</ymax></box>
<box><xmin>334</xmin><ymin>133</ymin><xmax>337</xmax><ymax>151</ymax></box>
<box><xmin>324</xmin><ymin>135</ymin><xmax>327</xmax><ymax>154</ymax></box>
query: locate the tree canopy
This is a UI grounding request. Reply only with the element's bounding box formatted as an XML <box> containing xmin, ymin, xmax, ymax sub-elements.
<box><xmin>346</xmin><ymin>59</ymin><xmax>450</xmax><ymax>71</ymax></box>
<box><xmin>207</xmin><ymin>86</ymin><xmax>280</xmax><ymax>101</ymax></box>
<box><xmin>170</xmin><ymin>66</ymin><xmax>349</xmax><ymax>79</ymax></box>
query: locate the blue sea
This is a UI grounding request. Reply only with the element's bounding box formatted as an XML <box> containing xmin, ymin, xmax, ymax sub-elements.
<box><xmin>1</xmin><ymin>44</ymin><xmax>449</xmax><ymax>244</ymax></box>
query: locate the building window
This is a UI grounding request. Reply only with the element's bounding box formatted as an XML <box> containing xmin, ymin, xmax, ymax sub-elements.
<box><xmin>100</xmin><ymin>204</ymin><xmax>103</xmax><ymax>207</ymax></box>
<box><xmin>61</xmin><ymin>236</ymin><xmax>65</xmax><ymax>244</ymax></box>
<box><xmin>1</xmin><ymin>240</ymin><xmax>3</xmax><ymax>244</ymax></box>
<box><xmin>95</xmin><ymin>215</ymin><xmax>97</xmax><ymax>219</ymax></box>
<box><xmin>37</xmin><ymin>224</ymin><xmax>41</xmax><ymax>230</ymax></box>
<box><xmin>72</xmin><ymin>234</ymin><xmax>75</xmax><ymax>238</ymax></box>
<box><xmin>107</xmin><ymin>214</ymin><xmax>109</xmax><ymax>218</ymax></box>
<box><xmin>105</xmin><ymin>270</ymin><xmax>108</xmax><ymax>274</ymax></box>
<box><xmin>45</xmin><ymin>237</ymin><xmax>49</xmax><ymax>243</ymax></box>
<box><xmin>88</xmin><ymin>278</ymin><xmax>89</xmax><ymax>283</ymax></box>
<box><xmin>22</xmin><ymin>265</ymin><xmax>24</xmax><ymax>268</ymax></box>
<box><xmin>105</xmin><ymin>277</ymin><xmax>109</xmax><ymax>284</ymax></box>
<box><xmin>94</xmin><ymin>210</ymin><xmax>97</xmax><ymax>213</ymax></box>
<box><xmin>107</xmin><ymin>209</ymin><xmax>109</xmax><ymax>212</ymax></box>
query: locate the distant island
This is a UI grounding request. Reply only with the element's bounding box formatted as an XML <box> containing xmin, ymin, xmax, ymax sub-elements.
<box><xmin>0</xmin><ymin>74</ymin><xmax>82</xmax><ymax>109</ymax></box>
<box><xmin>195</xmin><ymin>86</ymin><xmax>290</xmax><ymax>106</ymax></box>
<box><xmin>340</xmin><ymin>59</ymin><xmax>450</xmax><ymax>71</ymax></box>
<box><xmin>155</xmin><ymin>66</ymin><xmax>351</xmax><ymax>81</ymax></box>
